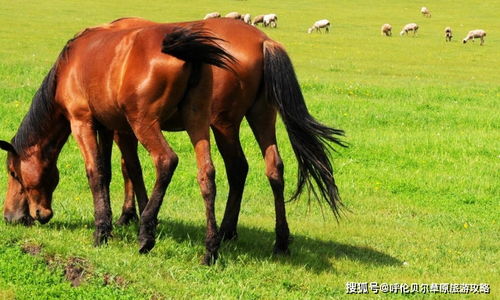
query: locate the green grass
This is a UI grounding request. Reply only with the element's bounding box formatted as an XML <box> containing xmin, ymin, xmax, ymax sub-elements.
<box><xmin>0</xmin><ymin>0</ymin><xmax>499</xmax><ymax>299</ymax></box>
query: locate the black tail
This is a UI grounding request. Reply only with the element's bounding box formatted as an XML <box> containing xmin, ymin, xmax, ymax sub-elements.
<box><xmin>263</xmin><ymin>40</ymin><xmax>347</xmax><ymax>218</ymax></box>
<box><xmin>161</xmin><ymin>26</ymin><xmax>237</xmax><ymax>72</ymax></box>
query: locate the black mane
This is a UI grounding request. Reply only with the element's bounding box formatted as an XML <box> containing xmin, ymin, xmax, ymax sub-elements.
<box><xmin>12</xmin><ymin>66</ymin><xmax>58</xmax><ymax>155</ymax></box>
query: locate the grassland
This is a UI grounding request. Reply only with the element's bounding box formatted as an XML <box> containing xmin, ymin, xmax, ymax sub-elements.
<box><xmin>0</xmin><ymin>0</ymin><xmax>498</xmax><ymax>299</ymax></box>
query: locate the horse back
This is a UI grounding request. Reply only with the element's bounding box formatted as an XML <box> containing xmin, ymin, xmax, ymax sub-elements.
<box><xmin>55</xmin><ymin>23</ymin><xmax>191</xmax><ymax>130</ymax></box>
<box><xmin>55</xmin><ymin>18</ymin><xmax>270</xmax><ymax>131</ymax></box>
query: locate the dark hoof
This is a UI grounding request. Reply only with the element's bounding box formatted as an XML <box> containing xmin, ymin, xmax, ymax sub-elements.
<box><xmin>201</xmin><ymin>252</ymin><xmax>218</xmax><ymax>265</ymax></box>
<box><xmin>138</xmin><ymin>237</ymin><xmax>155</xmax><ymax>254</ymax></box>
<box><xmin>273</xmin><ymin>244</ymin><xmax>291</xmax><ymax>256</ymax></box>
<box><xmin>93</xmin><ymin>224</ymin><xmax>112</xmax><ymax>246</ymax></box>
<box><xmin>220</xmin><ymin>230</ymin><xmax>238</xmax><ymax>241</ymax></box>
<box><xmin>116</xmin><ymin>212</ymin><xmax>138</xmax><ymax>226</ymax></box>
<box><xmin>138</xmin><ymin>218</ymin><xmax>157</xmax><ymax>254</ymax></box>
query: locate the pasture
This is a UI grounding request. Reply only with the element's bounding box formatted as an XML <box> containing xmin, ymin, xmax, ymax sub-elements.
<box><xmin>0</xmin><ymin>0</ymin><xmax>498</xmax><ymax>299</ymax></box>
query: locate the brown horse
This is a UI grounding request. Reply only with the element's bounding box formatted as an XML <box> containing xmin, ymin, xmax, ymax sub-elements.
<box><xmin>2</xmin><ymin>18</ymin><xmax>345</xmax><ymax>263</ymax></box>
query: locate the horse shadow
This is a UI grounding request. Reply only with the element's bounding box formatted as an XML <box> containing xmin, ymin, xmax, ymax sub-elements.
<box><xmin>46</xmin><ymin>218</ymin><xmax>401</xmax><ymax>273</ymax></box>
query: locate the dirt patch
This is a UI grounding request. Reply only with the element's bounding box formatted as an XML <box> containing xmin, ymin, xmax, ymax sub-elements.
<box><xmin>63</xmin><ymin>257</ymin><xmax>88</xmax><ymax>287</ymax></box>
<box><xmin>20</xmin><ymin>242</ymin><xmax>42</xmax><ymax>256</ymax></box>
<box><xmin>150</xmin><ymin>293</ymin><xmax>166</xmax><ymax>300</ymax></box>
<box><xmin>18</xmin><ymin>243</ymin><xmax>129</xmax><ymax>289</ymax></box>
<box><xmin>103</xmin><ymin>273</ymin><xmax>127</xmax><ymax>287</ymax></box>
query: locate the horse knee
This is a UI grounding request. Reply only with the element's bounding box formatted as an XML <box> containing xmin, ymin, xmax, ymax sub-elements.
<box><xmin>239</xmin><ymin>157</ymin><xmax>249</xmax><ymax>176</ymax></box>
<box><xmin>266</xmin><ymin>158</ymin><xmax>284</xmax><ymax>186</ymax></box>
<box><xmin>198</xmin><ymin>164</ymin><xmax>216</xmax><ymax>199</ymax></box>
<box><xmin>85</xmin><ymin>167</ymin><xmax>105</xmax><ymax>187</ymax></box>
<box><xmin>228</xmin><ymin>156</ymin><xmax>248</xmax><ymax>184</ymax></box>
<box><xmin>156</xmin><ymin>153</ymin><xmax>178</xmax><ymax>185</ymax></box>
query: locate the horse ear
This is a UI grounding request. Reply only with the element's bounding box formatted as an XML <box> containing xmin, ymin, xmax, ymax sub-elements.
<box><xmin>0</xmin><ymin>140</ymin><xmax>17</xmax><ymax>155</ymax></box>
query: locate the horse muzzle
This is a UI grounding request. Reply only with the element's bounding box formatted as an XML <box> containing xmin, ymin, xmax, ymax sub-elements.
<box><xmin>34</xmin><ymin>208</ymin><xmax>53</xmax><ymax>224</ymax></box>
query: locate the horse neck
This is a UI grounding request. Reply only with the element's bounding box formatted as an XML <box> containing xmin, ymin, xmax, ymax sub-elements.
<box><xmin>14</xmin><ymin>110</ymin><xmax>70</xmax><ymax>164</ymax></box>
<box><xmin>39</xmin><ymin>114</ymin><xmax>70</xmax><ymax>162</ymax></box>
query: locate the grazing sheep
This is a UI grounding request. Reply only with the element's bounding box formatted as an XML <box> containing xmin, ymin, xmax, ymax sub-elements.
<box><xmin>243</xmin><ymin>13</ymin><xmax>251</xmax><ymax>24</ymax></box>
<box><xmin>252</xmin><ymin>15</ymin><xmax>265</xmax><ymax>26</ymax></box>
<box><xmin>463</xmin><ymin>29</ymin><xmax>487</xmax><ymax>45</ymax></box>
<box><xmin>204</xmin><ymin>12</ymin><xmax>221</xmax><ymax>20</ymax></box>
<box><xmin>308</xmin><ymin>19</ymin><xmax>330</xmax><ymax>33</ymax></box>
<box><xmin>381</xmin><ymin>23</ymin><xmax>392</xmax><ymax>36</ymax></box>
<box><xmin>400</xmin><ymin>23</ymin><xmax>419</xmax><ymax>36</ymax></box>
<box><xmin>225</xmin><ymin>12</ymin><xmax>242</xmax><ymax>20</ymax></box>
<box><xmin>263</xmin><ymin>14</ymin><xmax>278</xmax><ymax>28</ymax></box>
<box><xmin>444</xmin><ymin>27</ymin><xmax>453</xmax><ymax>42</ymax></box>
<box><xmin>421</xmin><ymin>6</ymin><xmax>432</xmax><ymax>17</ymax></box>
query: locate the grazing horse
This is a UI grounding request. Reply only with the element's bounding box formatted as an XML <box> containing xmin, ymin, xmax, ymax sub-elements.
<box><xmin>2</xmin><ymin>18</ymin><xmax>345</xmax><ymax>263</ymax></box>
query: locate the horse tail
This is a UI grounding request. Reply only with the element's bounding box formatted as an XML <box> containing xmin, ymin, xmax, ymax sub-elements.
<box><xmin>161</xmin><ymin>26</ymin><xmax>236</xmax><ymax>72</ymax></box>
<box><xmin>262</xmin><ymin>40</ymin><xmax>347</xmax><ymax>218</ymax></box>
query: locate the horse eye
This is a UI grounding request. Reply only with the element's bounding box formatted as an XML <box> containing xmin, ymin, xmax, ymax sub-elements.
<box><xmin>10</xmin><ymin>171</ymin><xmax>15</xmax><ymax>177</ymax></box>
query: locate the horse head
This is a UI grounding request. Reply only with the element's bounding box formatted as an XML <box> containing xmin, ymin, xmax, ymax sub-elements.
<box><xmin>1</xmin><ymin>140</ymin><xmax>58</xmax><ymax>225</ymax></box>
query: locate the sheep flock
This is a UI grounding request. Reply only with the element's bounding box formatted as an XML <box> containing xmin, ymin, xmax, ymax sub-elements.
<box><xmin>203</xmin><ymin>11</ymin><xmax>277</xmax><ymax>27</ymax></box>
<box><xmin>202</xmin><ymin>7</ymin><xmax>487</xmax><ymax>46</ymax></box>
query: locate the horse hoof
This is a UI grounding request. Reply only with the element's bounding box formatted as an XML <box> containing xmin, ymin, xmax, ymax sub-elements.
<box><xmin>139</xmin><ymin>237</ymin><xmax>155</xmax><ymax>254</ymax></box>
<box><xmin>138</xmin><ymin>217</ymin><xmax>157</xmax><ymax>253</ymax></box>
<box><xmin>201</xmin><ymin>252</ymin><xmax>218</xmax><ymax>265</ymax></box>
<box><xmin>273</xmin><ymin>245</ymin><xmax>291</xmax><ymax>256</ymax></box>
<box><xmin>220</xmin><ymin>230</ymin><xmax>238</xmax><ymax>241</ymax></box>
<box><xmin>116</xmin><ymin>212</ymin><xmax>138</xmax><ymax>226</ymax></box>
<box><xmin>93</xmin><ymin>229</ymin><xmax>112</xmax><ymax>246</ymax></box>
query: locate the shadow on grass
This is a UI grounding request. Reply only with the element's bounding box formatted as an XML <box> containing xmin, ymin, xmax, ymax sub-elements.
<box><xmin>44</xmin><ymin>218</ymin><xmax>401</xmax><ymax>273</ymax></box>
<box><xmin>158</xmin><ymin>219</ymin><xmax>401</xmax><ymax>273</ymax></box>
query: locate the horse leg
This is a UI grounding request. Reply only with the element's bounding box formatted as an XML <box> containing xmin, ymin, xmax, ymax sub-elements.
<box><xmin>116</xmin><ymin>156</ymin><xmax>138</xmax><ymax>225</ymax></box>
<box><xmin>213</xmin><ymin>125</ymin><xmax>248</xmax><ymax>241</ymax></box>
<box><xmin>114</xmin><ymin>131</ymin><xmax>149</xmax><ymax>225</ymax></box>
<box><xmin>70</xmin><ymin>120</ymin><xmax>113</xmax><ymax>245</ymax></box>
<box><xmin>182</xmin><ymin>92</ymin><xmax>219</xmax><ymax>265</ymax></box>
<box><xmin>131</xmin><ymin>123</ymin><xmax>178</xmax><ymax>253</ymax></box>
<box><xmin>189</xmin><ymin>130</ymin><xmax>218</xmax><ymax>264</ymax></box>
<box><xmin>246</xmin><ymin>103</ymin><xmax>290</xmax><ymax>255</ymax></box>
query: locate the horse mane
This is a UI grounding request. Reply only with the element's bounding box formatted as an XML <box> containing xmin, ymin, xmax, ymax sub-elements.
<box><xmin>12</xmin><ymin>65</ymin><xmax>58</xmax><ymax>155</ymax></box>
<box><xmin>11</xmin><ymin>31</ymin><xmax>84</xmax><ymax>155</ymax></box>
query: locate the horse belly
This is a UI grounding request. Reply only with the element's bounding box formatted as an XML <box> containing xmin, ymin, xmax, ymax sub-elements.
<box><xmin>93</xmin><ymin>107</ymin><xmax>131</xmax><ymax>131</ymax></box>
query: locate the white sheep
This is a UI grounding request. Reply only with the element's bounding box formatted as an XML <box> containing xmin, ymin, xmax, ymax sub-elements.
<box><xmin>243</xmin><ymin>13</ymin><xmax>251</xmax><ymax>24</ymax></box>
<box><xmin>421</xmin><ymin>7</ymin><xmax>431</xmax><ymax>17</ymax></box>
<box><xmin>381</xmin><ymin>24</ymin><xmax>392</xmax><ymax>36</ymax></box>
<box><xmin>400</xmin><ymin>23</ymin><xmax>419</xmax><ymax>36</ymax></box>
<box><xmin>444</xmin><ymin>27</ymin><xmax>453</xmax><ymax>42</ymax></box>
<box><xmin>308</xmin><ymin>19</ymin><xmax>330</xmax><ymax>33</ymax></box>
<box><xmin>263</xmin><ymin>14</ymin><xmax>278</xmax><ymax>28</ymax></box>
<box><xmin>225</xmin><ymin>12</ymin><xmax>242</xmax><ymax>19</ymax></box>
<box><xmin>252</xmin><ymin>15</ymin><xmax>265</xmax><ymax>26</ymax></box>
<box><xmin>463</xmin><ymin>29</ymin><xmax>487</xmax><ymax>45</ymax></box>
<box><xmin>204</xmin><ymin>12</ymin><xmax>221</xmax><ymax>20</ymax></box>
